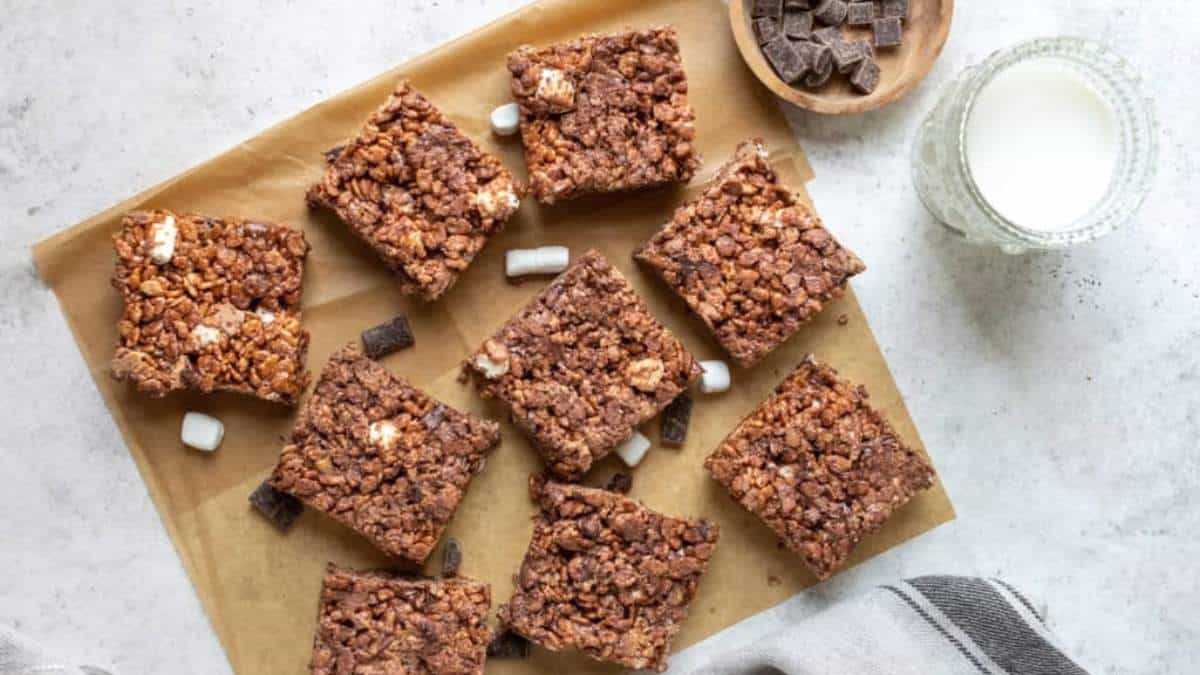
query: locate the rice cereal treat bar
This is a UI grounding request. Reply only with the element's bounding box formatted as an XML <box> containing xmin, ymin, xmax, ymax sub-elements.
<box><xmin>310</xmin><ymin>563</ymin><xmax>491</xmax><ymax>675</ymax></box>
<box><xmin>705</xmin><ymin>356</ymin><xmax>935</xmax><ymax>579</ymax></box>
<box><xmin>633</xmin><ymin>140</ymin><xmax>865</xmax><ymax>367</ymax></box>
<box><xmin>468</xmin><ymin>250</ymin><xmax>700</xmax><ymax>480</ymax></box>
<box><xmin>501</xmin><ymin>478</ymin><xmax>719</xmax><ymax>672</ymax></box>
<box><xmin>507</xmin><ymin>27</ymin><xmax>701</xmax><ymax>204</ymax></box>
<box><xmin>110</xmin><ymin>210</ymin><xmax>311</xmax><ymax>405</ymax></box>
<box><xmin>271</xmin><ymin>342</ymin><xmax>500</xmax><ymax>564</ymax></box>
<box><xmin>307</xmin><ymin>80</ymin><xmax>522</xmax><ymax>301</ymax></box>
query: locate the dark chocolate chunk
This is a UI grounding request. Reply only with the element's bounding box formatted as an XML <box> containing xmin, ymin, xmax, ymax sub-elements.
<box><xmin>762</xmin><ymin>39</ymin><xmax>807</xmax><ymax>83</ymax></box>
<box><xmin>422</xmin><ymin>403</ymin><xmax>446</xmax><ymax>431</ymax></box>
<box><xmin>442</xmin><ymin>537</ymin><xmax>463</xmax><ymax>576</ymax></box>
<box><xmin>850</xmin><ymin>58</ymin><xmax>882</xmax><ymax>94</ymax></box>
<box><xmin>753</xmin><ymin>17</ymin><xmax>783</xmax><ymax>45</ymax></box>
<box><xmin>323</xmin><ymin>144</ymin><xmax>346</xmax><ymax>164</ymax></box>
<box><xmin>661</xmin><ymin>393</ymin><xmax>693</xmax><ymax>446</ymax></box>
<box><xmin>846</xmin><ymin>1</ymin><xmax>875</xmax><ymax>25</ymax></box>
<box><xmin>795</xmin><ymin>41</ymin><xmax>826</xmax><ymax>74</ymax></box>
<box><xmin>802</xmin><ymin>44</ymin><xmax>835</xmax><ymax>88</ymax></box>
<box><xmin>249</xmin><ymin>479</ymin><xmax>304</xmax><ymax>532</ymax></box>
<box><xmin>812</xmin><ymin>0</ymin><xmax>848</xmax><ymax>26</ymax></box>
<box><xmin>487</xmin><ymin>630</ymin><xmax>531</xmax><ymax>659</ymax></box>
<box><xmin>782</xmin><ymin>11</ymin><xmax>814</xmax><ymax>40</ymax></box>
<box><xmin>751</xmin><ymin>0</ymin><xmax>784</xmax><ymax>18</ymax></box>
<box><xmin>361</xmin><ymin>315</ymin><xmax>415</xmax><ymax>359</ymax></box>
<box><xmin>882</xmin><ymin>0</ymin><xmax>909</xmax><ymax>20</ymax></box>
<box><xmin>812</xmin><ymin>25</ymin><xmax>843</xmax><ymax>46</ymax></box>
<box><xmin>831</xmin><ymin>39</ymin><xmax>867</xmax><ymax>73</ymax></box>
<box><xmin>606</xmin><ymin>471</ymin><xmax>634</xmax><ymax>494</ymax></box>
<box><xmin>872</xmin><ymin>17</ymin><xmax>903</xmax><ymax>48</ymax></box>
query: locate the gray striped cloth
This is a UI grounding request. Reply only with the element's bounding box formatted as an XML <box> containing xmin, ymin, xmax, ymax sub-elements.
<box><xmin>679</xmin><ymin>576</ymin><xmax>1090</xmax><ymax>675</ymax></box>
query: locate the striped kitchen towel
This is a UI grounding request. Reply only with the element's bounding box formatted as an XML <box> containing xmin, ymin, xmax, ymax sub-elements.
<box><xmin>680</xmin><ymin>576</ymin><xmax>1090</xmax><ymax>675</ymax></box>
<box><xmin>0</xmin><ymin>625</ymin><xmax>109</xmax><ymax>675</ymax></box>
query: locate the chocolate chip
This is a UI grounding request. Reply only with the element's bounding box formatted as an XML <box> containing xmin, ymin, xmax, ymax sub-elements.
<box><xmin>850</xmin><ymin>58</ymin><xmax>882</xmax><ymax>94</ymax></box>
<box><xmin>782</xmin><ymin>11</ymin><xmax>813</xmax><ymax>40</ymax></box>
<box><xmin>249</xmin><ymin>479</ymin><xmax>304</xmax><ymax>532</ymax></box>
<box><xmin>753</xmin><ymin>17</ymin><xmax>783</xmax><ymax>45</ymax></box>
<box><xmin>763</xmin><ymin>39</ymin><xmax>807</xmax><ymax>83</ymax></box>
<box><xmin>361</xmin><ymin>316</ymin><xmax>415</xmax><ymax>359</ymax></box>
<box><xmin>802</xmin><ymin>45</ymin><xmax>835</xmax><ymax>88</ymax></box>
<box><xmin>661</xmin><ymin>393</ymin><xmax>693</xmax><ymax>447</ymax></box>
<box><xmin>323</xmin><ymin>144</ymin><xmax>346</xmax><ymax>164</ymax></box>
<box><xmin>872</xmin><ymin>17</ymin><xmax>903</xmax><ymax>48</ymax></box>
<box><xmin>831</xmin><ymin>39</ymin><xmax>867</xmax><ymax>74</ymax></box>
<box><xmin>442</xmin><ymin>537</ymin><xmax>463</xmax><ymax>576</ymax></box>
<box><xmin>486</xmin><ymin>630</ymin><xmax>530</xmax><ymax>659</ymax></box>
<box><xmin>812</xmin><ymin>0</ymin><xmax>847</xmax><ymax>26</ymax></box>
<box><xmin>606</xmin><ymin>471</ymin><xmax>634</xmax><ymax>494</ymax></box>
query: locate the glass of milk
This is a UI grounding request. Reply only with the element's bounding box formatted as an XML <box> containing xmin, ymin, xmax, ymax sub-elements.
<box><xmin>911</xmin><ymin>38</ymin><xmax>1157</xmax><ymax>253</ymax></box>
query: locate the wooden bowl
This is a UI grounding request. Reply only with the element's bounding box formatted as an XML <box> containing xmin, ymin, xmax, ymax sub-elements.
<box><xmin>730</xmin><ymin>0</ymin><xmax>954</xmax><ymax>114</ymax></box>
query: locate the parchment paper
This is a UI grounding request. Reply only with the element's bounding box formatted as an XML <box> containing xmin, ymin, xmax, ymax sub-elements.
<box><xmin>32</xmin><ymin>0</ymin><xmax>955</xmax><ymax>672</ymax></box>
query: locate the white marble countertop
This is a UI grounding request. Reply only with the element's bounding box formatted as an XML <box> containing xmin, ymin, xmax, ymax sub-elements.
<box><xmin>2</xmin><ymin>2</ymin><xmax>1196</xmax><ymax>673</ymax></box>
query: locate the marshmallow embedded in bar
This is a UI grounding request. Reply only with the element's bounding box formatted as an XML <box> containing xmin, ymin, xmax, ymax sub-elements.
<box><xmin>699</xmin><ymin>360</ymin><xmax>731</xmax><ymax>394</ymax></box>
<box><xmin>182</xmin><ymin>412</ymin><xmax>225</xmax><ymax>452</ymax></box>
<box><xmin>505</xmin><ymin>246</ymin><xmax>570</xmax><ymax>278</ymax></box>
<box><xmin>614</xmin><ymin>431</ymin><xmax>651</xmax><ymax>467</ymax></box>
<box><xmin>490</xmin><ymin>103</ymin><xmax>520</xmax><ymax>136</ymax></box>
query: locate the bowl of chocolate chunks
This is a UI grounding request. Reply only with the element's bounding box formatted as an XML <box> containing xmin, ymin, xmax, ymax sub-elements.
<box><xmin>730</xmin><ymin>0</ymin><xmax>953</xmax><ymax>114</ymax></box>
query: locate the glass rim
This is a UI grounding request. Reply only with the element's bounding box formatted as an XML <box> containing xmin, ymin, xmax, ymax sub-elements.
<box><xmin>954</xmin><ymin>37</ymin><xmax>1158</xmax><ymax>248</ymax></box>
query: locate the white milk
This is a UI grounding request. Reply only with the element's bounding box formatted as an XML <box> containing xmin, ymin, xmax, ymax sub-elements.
<box><xmin>964</xmin><ymin>59</ymin><xmax>1119</xmax><ymax>232</ymax></box>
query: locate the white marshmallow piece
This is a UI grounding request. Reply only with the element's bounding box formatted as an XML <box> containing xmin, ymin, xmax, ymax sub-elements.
<box><xmin>613</xmin><ymin>431</ymin><xmax>652</xmax><ymax>468</ymax></box>
<box><xmin>191</xmin><ymin>324</ymin><xmax>221</xmax><ymax>348</ymax></box>
<box><xmin>473</xmin><ymin>353</ymin><xmax>510</xmax><ymax>380</ymax></box>
<box><xmin>148</xmin><ymin>215</ymin><xmax>177</xmax><ymax>265</ymax></box>
<box><xmin>699</xmin><ymin>360</ymin><xmax>732</xmax><ymax>394</ymax></box>
<box><xmin>490</xmin><ymin>103</ymin><xmax>520</xmax><ymax>136</ymax></box>
<box><xmin>181</xmin><ymin>412</ymin><xmax>224</xmax><ymax>452</ymax></box>
<box><xmin>506</xmin><ymin>246</ymin><xmax>570</xmax><ymax>278</ymax></box>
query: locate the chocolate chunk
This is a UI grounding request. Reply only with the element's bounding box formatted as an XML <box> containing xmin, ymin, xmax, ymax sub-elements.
<box><xmin>763</xmin><ymin>39</ymin><xmax>807</xmax><ymax>83</ymax></box>
<box><xmin>606</xmin><ymin>471</ymin><xmax>634</xmax><ymax>494</ymax></box>
<box><xmin>442</xmin><ymin>537</ymin><xmax>463</xmax><ymax>576</ymax></box>
<box><xmin>812</xmin><ymin>0</ymin><xmax>848</xmax><ymax>26</ymax></box>
<box><xmin>751</xmin><ymin>0</ymin><xmax>784</xmax><ymax>18</ymax></box>
<box><xmin>802</xmin><ymin>44</ymin><xmax>835</xmax><ymax>88</ymax></box>
<box><xmin>249</xmin><ymin>479</ymin><xmax>304</xmax><ymax>532</ymax></box>
<box><xmin>846</xmin><ymin>1</ymin><xmax>875</xmax><ymax>25</ymax></box>
<box><xmin>361</xmin><ymin>315</ymin><xmax>414</xmax><ymax>359</ymax></box>
<box><xmin>661</xmin><ymin>393</ymin><xmax>693</xmax><ymax>446</ymax></box>
<box><xmin>811</xmin><ymin>26</ymin><xmax>843</xmax><ymax>46</ymax></box>
<box><xmin>322</xmin><ymin>144</ymin><xmax>346</xmax><ymax>164</ymax></box>
<box><xmin>753</xmin><ymin>17</ymin><xmax>783</xmax><ymax>45</ymax></box>
<box><xmin>784</xmin><ymin>0</ymin><xmax>811</xmax><ymax>8</ymax></box>
<box><xmin>882</xmin><ymin>0</ymin><xmax>909</xmax><ymax>20</ymax></box>
<box><xmin>422</xmin><ymin>403</ymin><xmax>446</xmax><ymax>431</ymax></box>
<box><xmin>486</xmin><ymin>630</ymin><xmax>530</xmax><ymax>659</ymax></box>
<box><xmin>872</xmin><ymin>17</ymin><xmax>903</xmax><ymax>48</ymax></box>
<box><xmin>782</xmin><ymin>11</ymin><xmax>813</xmax><ymax>40</ymax></box>
<box><xmin>850</xmin><ymin>58</ymin><xmax>882</xmax><ymax>94</ymax></box>
<box><xmin>831</xmin><ymin>39</ymin><xmax>867</xmax><ymax>73</ymax></box>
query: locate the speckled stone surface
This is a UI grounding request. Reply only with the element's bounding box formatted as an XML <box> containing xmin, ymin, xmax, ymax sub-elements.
<box><xmin>1</xmin><ymin>2</ymin><xmax>1196</xmax><ymax>674</ymax></box>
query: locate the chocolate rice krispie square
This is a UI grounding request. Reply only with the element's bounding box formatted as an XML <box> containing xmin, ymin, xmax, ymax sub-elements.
<box><xmin>467</xmin><ymin>250</ymin><xmax>700</xmax><ymax>480</ymax></box>
<box><xmin>308</xmin><ymin>80</ymin><xmax>523</xmax><ymax>301</ymax></box>
<box><xmin>507</xmin><ymin>27</ymin><xmax>701</xmax><ymax>204</ymax></box>
<box><xmin>110</xmin><ymin>209</ymin><xmax>311</xmax><ymax>405</ymax></box>
<box><xmin>271</xmin><ymin>343</ymin><xmax>500</xmax><ymax>564</ymax></box>
<box><xmin>705</xmin><ymin>356</ymin><xmax>936</xmax><ymax>579</ymax></box>
<box><xmin>501</xmin><ymin>478</ymin><xmax>719</xmax><ymax>672</ymax></box>
<box><xmin>309</xmin><ymin>563</ymin><xmax>491</xmax><ymax>675</ymax></box>
<box><xmin>633</xmin><ymin>140</ymin><xmax>865</xmax><ymax>367</ymax></box>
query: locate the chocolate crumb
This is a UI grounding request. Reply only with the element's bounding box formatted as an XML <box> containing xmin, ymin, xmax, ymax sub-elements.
<box><xmin>486</xmin><ymin>630</ymin><xmax>530</xmax><ymax>659</ymax></box>
<box><xmin>661</xmin><ymin>393</ymin><xmax>693</xmax><ymax>447</ymax></box>
<box><xmin>768</xmin><ymin>574</ymin><xmax>783</xmax><ymax>587</ymax></box>
<box><xmin>322</xmin><ymin>144</ymin><xmax>346</xmax><ymax>164</ymax></box>
<box><xmin>606</xmin><ymin>471</ymin><xmax>634</xmax><ymax>494</ymax></box>
<box><xmin>838</xmin><ymin>314</ymin><xmax>849</xmax><ymax>326</ymax></box>
<box><xmin>249</xmin><ymin>479</ymin><xmax>304</xmax><ymax>532</ymax></box>
<box><xmin>442</xmin><ymin>537</ymin><xmax>463</xmax><ymax>577</ymax></box>
<box><xmin>361</xmin><ymin>315</ymin><xmax>415</xmax><ymax>359</ymax></box>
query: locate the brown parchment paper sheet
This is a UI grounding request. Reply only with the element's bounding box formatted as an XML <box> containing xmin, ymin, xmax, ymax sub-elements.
<box><xmin>32</xmin><ymin>0</ymin><xmax>955</xmax><ymax>672</ymax></box>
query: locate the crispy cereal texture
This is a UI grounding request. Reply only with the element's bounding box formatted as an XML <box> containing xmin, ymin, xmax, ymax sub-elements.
<box><xmin>308</xmin><ymin>80</ymin><xmax>522</xmax><ymax>301</ymax></box>
<box><xmin>309</xmin><ymin>564</ymin><xmax>491</xmax><ymax>675</ymax></box>
<box><xmin>501</xmin><ymin>478</ymin><xmax>719</xmax><ymax>672</ymax></box>
<box><xmin>468</xmin><ymin>249</ymin><xmax>700</xmax><ymax>480</ymax></box>
<box><xmin>705</xmin><ymin>356</ymin><xmax>935</xmax><ymax>579</ymax></box>
<box><xmin>110</xmin><ymin>209</ymin><xmax>311</xmax><ymax>405</ymax></box>
<box><xmin>507</xmin><ymin>27</ymin><xmax>701</xmax><ymax>204</ymax></box>
<box><xmin>271</xmin><ymin>343</ymin><xmax>500</xmax><ymax>564</ymax></box>
<box><xmin>634</xmin><ymin>139</ymin><xmax>865</xmax><ymax>367</ymax></box>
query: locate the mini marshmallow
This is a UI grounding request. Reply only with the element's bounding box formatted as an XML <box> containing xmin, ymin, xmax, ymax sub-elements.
<box><xmin>149</xmin><ymin>215</ymin><xmax>177</xmax><ymax>265</ymax></box>
<box><xmin>369</xmin><ymin>420</ymin><xmax>399</xmax><ymax>449</ymax></box>
<box><xmin>181</xmin><ymin>412</ymin><xmax>224</xmax><ymax>452</ymax></box>
<box><xmin>490</xmin><ymin>103</ymin><xmax>520</xmax><ymax>136</ymax></box>
<box><xmin>474</xmin><ymin>353</ymin><xmax>510</xmax><ymax>379</ymax></box>
<box><xmin>256</xmin><ymin>308</ymin><xmax>276</xmax><ymax>325</ymax></box>
<box><xmin>506</xmin><ymin>246</ymin><xmax>570</xmax><ymax>278</ymax></box>
<box><xmin>699</xmin><ymin>360</ymin><xmax>732</xmax><ymax>394</ymax></box>
<box><xmin>613</xmin><ymin>431</ymin><xmax>652</xmax><ymax>468</ymax></box>
<box><xmin>191</xmin><ymin>324</ymin><xmax>221</xmax><ymax>348</ymax></box>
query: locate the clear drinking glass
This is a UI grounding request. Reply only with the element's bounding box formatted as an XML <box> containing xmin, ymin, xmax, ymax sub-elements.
<box><xmin>911</xmin><ymin>37</ymin><xmax>1158</xmax><ymax>254</ymax></box>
